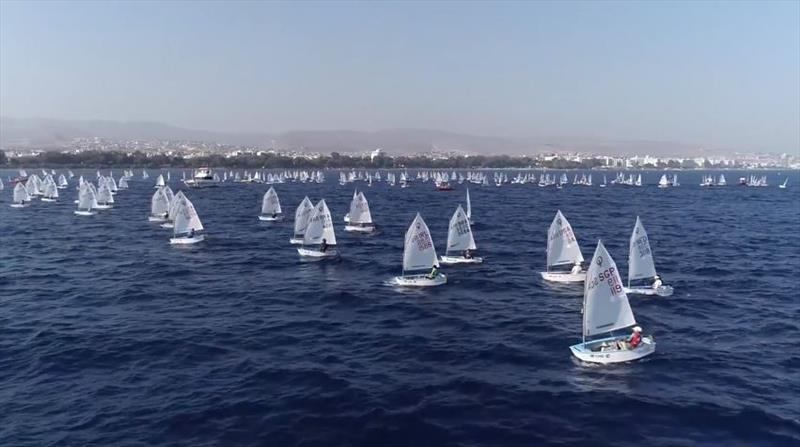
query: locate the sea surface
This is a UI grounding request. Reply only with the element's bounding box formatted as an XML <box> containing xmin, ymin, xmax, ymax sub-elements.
<box><xmin>1</xmin><ymin>169</ymin><xmax>799</xmax><ymax>447</ymax></box>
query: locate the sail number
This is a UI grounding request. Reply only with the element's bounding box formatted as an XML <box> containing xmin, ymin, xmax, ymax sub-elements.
<box><xmin>550</xmin><ymin>226</ymin><xmax>576</xmax><ymax>243</ymax></box>
<box><xmin>454</xmin><ymin>218</ymin><xmax>470</xmax><ymax>236</ymax></box>
<box><xmin>412</xmin><ymin>230</ymin><xmax>432</xmax><ymax>251</ymax></box>
<box><xmin>587</xmin><ymin>266</ymin><xmax>623</xmax><ymax>295</ymax></box>
<box><xmin>634</xmin><ymin>235</ymin><xmax>651</xmax><ymax>257</ymax></box>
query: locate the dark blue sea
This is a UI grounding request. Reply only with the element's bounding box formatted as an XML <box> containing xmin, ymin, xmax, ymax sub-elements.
<box><xmin>1</xmin><ymin>169</ymin><xmax>799</xmax><ymax>447</ymax></box>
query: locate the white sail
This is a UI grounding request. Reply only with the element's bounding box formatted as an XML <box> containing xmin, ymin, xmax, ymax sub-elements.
<box><xmin>583</xmin><ymin>241</ymin><xmax>636</xmax><ymax>337</ymax></box>
<box><xmin>303</xmin><ymin>199</ymin><xmax>336</xmax><ymax>245</ymax></box>
<box><xmin>119</xmin><ymin>176</ymin><xmax>129</xmax><ymax>189</ymax></box>
<box><xmin>348</xmin><ymin>192</ymin><xmax>373</xmax><ymax>224</ymax></box>
<box><xmin>167</xmin><ymin>191</ymin><xmax>187</xmax><ymax>221</ymax></box>
<box><xmin>151</xmin><ymin>188</ymin><xmax>170</xmax><ymax>216</ymax></box>
<box><xmin>155</xmin><ymin>174</ymin><xmax>165</xmax><ymax>187</ymax></box>
<box><xmin>163</xmin><ymin>185</ymin><xmax>175</xmax><ymax>205</ymax></box>
<box><xmin>546</xmin><ymin>210</ymin><xmax>584</xmax><ymax>268</ymax></box>
<box><xmin>78</xmin><ymin>184</ymin><xmax>98</xmax><ymax>210</ymax></box>
<box><xmin>446</xmin><ymin>205</ymin><xmax>476</xmax><ymax>254</ymax></box>
<box><xmin>261</xmin><ymin>187</ymin><xmax>282</xmax><ymax>215</ymax></box>
<box><xmin>43</xmin><ymin>180</ymin><xmax>59</xmax><ymax>198</ymax></box>
<box><xmin>173</xmin><ymin>196</ymin><xmax>204</xmax><ymax>236</ymax></box>
<box><xmin>465</xmin><ymin>188</ymin><xmax>472</xmax><ymax>222</ymax></box>
<box><xmin>13</xmin><ymin>182</ymin><xmax>30</xmax><ymax>203</ymax></box>
<box><xmin>293</xmin><ymin>196</ymin><xmax>315</xmax><ymax>236</ymax></box>
<box><xmin>403</xmin><ymin>213</ymin><xmax>439</xmax><ymax>272</ymax></box>
<box><xmin>97</xmin><ymin>184</ymin><xmax>114</xmax><ymax>204</ymax></box>
<box><xmin>628</xmin><ymin>216</ymin><xmax>658</xmax><ymax>283</ymax></box>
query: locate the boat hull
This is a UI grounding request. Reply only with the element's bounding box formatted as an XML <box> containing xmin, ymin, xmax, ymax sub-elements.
<box><xmin>297</xmin><ymin>247</ymin><xmax>339</xmax><ymax>259</ymax></box>
<box><xmin>160</xmin><ymin>222</ymin><xmax>174</xmax><ymax>229</ymax></box>
<box><xmin>390</xmin><ymin>274</ymin><xmax>447</xmax><ymax>287</ymax></box>
<box><xmin>289</xmin><ymin>237</ymin><xmax>304</xmax><ymax>245</ymax></box>
<box><xmin>540</xmin><ymin>271</ymin><xmax>586</xmax><ymax>283</ymax></box>
<box><xmin>258</xmin><ymin>215</ymin><xmax>284</xmax><ymax>222</ymax></box>
<box><xmin>9</xmin><ymin>203</ymin><xmax>29</xmax><ymax>208</ymax></box>
<box><xmin>40</xmin><ymin>198</ymin><xmax>57</xmax><ymax>202</ymax></box>
<box><xmin>170</xmin><ymin>234</ymin><xmax>205</xmax><ymax>245</ymax></box>
<box><xmin>570</xmin><ymin>335</ymin><xmax>655</xmax><ymax>364</ymax></box>
<box><xmin>439</xmin><ymin>255</ymin><xmax>483</xmax><ymax>265</ymax></box>
<box><xmin>95</xmin><ymin>204</ymin><xmax>113</xmax><ymax>210</ymax></box>
<box><xmin>344</xmin><ymin>225</ymin><xmax>375</xmax><ymax>233</ymax></box>
<box><xmin>74</xmin><ymin>210</ymin><xmax>95</xmax><ymax>216</ymax></box>
<box><xmin>148</xmin><ymin>215</ymin><xmax>167</xmax><ymax>222</ymax></box>
<box><xmin>624</xmin><ymin>285</ymin><xmax>674</xmax><ymax>297</ymax></box>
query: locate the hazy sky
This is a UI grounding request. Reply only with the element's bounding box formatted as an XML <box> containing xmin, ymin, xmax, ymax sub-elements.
<box><xmin>1</xmin><ymin>1</ymin><xmax>798</xmax><ymax>152</ymax></box>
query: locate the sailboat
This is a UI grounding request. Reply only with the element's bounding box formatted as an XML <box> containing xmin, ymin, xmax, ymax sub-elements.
<box><xmin>290</xmin><ymin>196</ymin><xmax>315</xmax><ymax>244</ymax></box>
<box><xmin>154</xmin><ymin>174</ymin><xmax>165</xmax><ymax>188</ymax></box>
<box><xmin>658</xmin><ymin>174</ymin><xmax>669</xmax><ymax>188</ymax></box>
<box><xmin>570</xmin><ymin>241</ymin><xmax>656</xmax><ymax>364</ymax></box>
<box><xmin>118</xmin><ymin>176</ymin><xmax>129</xmax><ymax>190</ymax></box>
<box><xmin>95</xmin><ymin>183</ymin><xmax>115</xmax><ymax>209</ymax></box>
<box><xmin>625</xmin><ymin>217</ymin><xmax>673</xmax><ymax>296</ymax></box>
<box><xmin>344</xmin><ymin>191</ymin><xmax>375</xmax><ymax>233</ymax></box>
<box><xmin>780</xmin><ymin>178</ymin><xmax>788</xmax><ymax>189</ymax></box>
<box><xmin>343</xmin><ymin>189</ymin><xmax>357</xmax><ymax>223</ymax></box>
<box><xmin>57</xmin><ymin>174</ymin><xmax>68</xmax><ymax>189</ymax></box>
<box><xmin>258</xmin><ymin>187</ymin><xmax>283</xmax><ymax>221</ymax></box>
<box><xmin>297</xmin><ymin>199</ymin><xmax>339</xmax><ymax>258</ymax></box>
<box><xmin>10</xmin><ymin>183</ymin><xmax>31</xmax><ymax>208</ymax></box>
<box><xmin>169</xmin><ymin>196</ymin><xmax>205</xmax><ymax>244</ymax></box>
<box><xmin>540</xmin><ymin>210</ymin><xmax>585</xmax><ymax>283</ymax></box>
<box><xmin>465</xmin><ymin>188</ymin><xmax>474</xmax><ymax>225</ymax></box>
<box><xmin>391</xmin><ymin>213</ymin><xmax>446</xmax><ymax>286</ymax></box>
<box><xmin>148</xmin><ymin>188</ymin><xmax>170</xmax><ymax>221</ymax></box>
<box><xmin>440</xmin><ymin>205</ymin><xmax>482</xmax><ymax>264</ymax></box>
<box><xmin>41</xmin><ymin>179</ymin><xmax>59</xmax><ymax>202</ymax></box>
<box><xmin>74</xmin><ymin>183</ymin><xmax>98</xmax><ymax>216</ymax></box>
<box><xmin>600</xmin><ymin>175</ymin><xmax>607</xmax><ymax>188</ymax></box>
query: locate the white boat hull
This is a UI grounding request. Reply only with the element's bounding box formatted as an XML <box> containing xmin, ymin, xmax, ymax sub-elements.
<box><xmin>95</xmin><ymin>204</ymin><xmax>113</xmax><ymax>210</ymax></box>
<box><xmin>297</xmin><ymin>247</ymin><xmax>339</xmax><ymax>259</ymax></box>
<box><xmin>10</xmin><ymin>203</ymin><xmax>29</xmax><ymax>208</ymax></box>
<box><xmin>624</xmin><ymin>285</ymin><xmax>674</xmax><ymax>297</ymax></box>
<box><xmin>40</xmin><ymin>198</ymin><xmax>57</xmax><ymax>202</ymax></box>
<box><xmin>74</xmin><ymin>210</ymin><xmax>95</xmax><ymax>216</ymax></box>
<box><xmin>391</xmin><ymin>274</ymin><xmax>447</xmax><ymax>287</ymax></box>
<box><xmin>170</xmin><ymin>234</ymin><xmax>205</xmax><ymax>245</ymax></box>
<box><xmin>289</xmin><ymin>237</ymin><xmax>304</xmax><ymax>245</ymax></box>
<box><xmin>439</xmin><ymin>255</ymin><xmax>483</xmax><ymax>265</ymax></box>
<box><xmin>148</xmin><ymin>215</ymin><xmax>167</xmax><ymax>222</ymax></box>
<box><xmin>160</xmin><ymin>222</ymin><xmax>174</xmax><ymax>229</ymax></box>
<box><xmin>570</xmin><ymin>335</ymin><xmax>655</xmax><ymax>364</ymax></box>
<box><xmin>258</xmin><ymin>215</ymin><xmax>284</xmax><ymax>221</ymax></box>
<box><xmin>540</xmin><ymin>271</ymin><xmax>586</xmax><ymax>283</ymax></box>
<box><xmin>344</xmin><ymin>225</ymin><xmax>375</xmax><ymax>233</ymax></box>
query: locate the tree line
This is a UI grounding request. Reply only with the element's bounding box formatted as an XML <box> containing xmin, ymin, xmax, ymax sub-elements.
<box><xmin>0</xmin><ymin>149</ymin><xmax>734</xmax><ymax>170</ymax></box>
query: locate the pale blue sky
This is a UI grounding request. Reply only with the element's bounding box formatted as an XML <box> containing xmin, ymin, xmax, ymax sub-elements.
<box><xmin>1</xmin><ymin>1</ymin><xmax>798</xmax><ymax>152</ymax></box>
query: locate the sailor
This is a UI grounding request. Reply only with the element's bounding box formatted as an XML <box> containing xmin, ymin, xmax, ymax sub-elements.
<box><xmin>628</xmin><ymin>326</ymin><xmax>643</xmax><ymax>349</ymax></box>
<box><xmin>320</xmin><ymin>238</ymin><xmax>328</xmax><ymax>252</ymax></box>
<box><xmin>428</xmin><ymin>266</ymin><xmax>439</xmax><ymax>279</ymax></box>
<box><xmin>571</xmin><ymin>262</ymin><xmax>582</xmax><ymax>275</ymax></box>
<box><xmin>272</xmin><ymin>212</ymin><xmax>277</xmax><ymax>219</ymax></box>
<box><xmin>463</xmin><ymin>249</ymin><xmax>472</xmax><ymax>259</ymax></box>
<box><xmin>188</xmin><ymin>228</ymin><xmax>195</xmax><ymax>238</ymax></box>
<box><xmin>653</xmin><ymin>275</ymin><xmax>663</xmax><ymax>288</ymax></box>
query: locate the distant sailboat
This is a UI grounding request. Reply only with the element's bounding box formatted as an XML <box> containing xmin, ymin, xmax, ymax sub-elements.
<box><xmin>625</xmin><ymin>217</ymin><xmax>673</xmax><ymax>296</ymax></box>
<box><xmin>391</xmin><ymin>213</ymin><xmax>446</xmax><ymax>287</ymax></box>
<box><xmin>343</xmin><ymin>189</ymin><xmax>357</xmax><ymax>223</ymax></box>
<box><xmin>41</xmin><ymin>179</ymin><xmax>59</xmax><ymax>202</ymax></box>
<box><xmin>540</xmin><ymin>210</ymin><xmax>585</xmax><ymax>283</ymax></box>
<box><xmin>95</xmin><ymin>183</ymin><xmax>115</xmax><ymax>209</ymax></box>
<box><xmin>600</xmin><ymin>175</ymin><xmax>607</xmax><ymax>188</ymax></box>
<box><xmin>569</xmin><ymin>241</ymin><xmax>655</xmax><ymax>364</ymax></box>
<box><xmin>440</xmin><ymin>205</ymin><xmax>482</xmax><ymax>265</ymax></box>
<box><xmin>258</xmin><ymin>187</ymin><xmax>283</xmax><ymax>221</ymax></box>
<box><xmin>779</xmin><ymin>178</ymin><xmax>788</xmax><ymax>189</ymax></box>
<box><xmin>290</xmin><ymin>196</ymin><xmax>315</xmax><ymax>244</ymax></box>
<box><xmin>74</xmin><ymin>183</ymin><xmax>98</xmax><ymax>216</ymax></box>
<box><xmin>344</xmin><ymin>191</ymin><xmax>375</xmax><ymax>233</ymax></box>
<box><xmin>169</xmin><ymin>196</ymin><xmax>205</xmax><ymax>244</ymax></box>
<box><xmin>149</xmin><ymin>188</ymin><xmax>171</xmax><ymax>222</ymax></box>
<box><xmin>297</xmin><ymin>199</ymin><xmax>339</xmax><ymax>259</ymax></box>
<box><xmin>10</xmin><ymin>183</ymin><xmax>31</xmax><ymax>208</ymax></box>
<box><xmin>154</xmin><ymin>174</ymin><xmax>165</xmax><ymax>188</ymax></box>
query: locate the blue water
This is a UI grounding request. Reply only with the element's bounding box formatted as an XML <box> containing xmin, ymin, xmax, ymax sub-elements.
<box><xmin>1</xmin><ymin>169</ymin><xmax>799</xmax><ymax>446</ymax></box>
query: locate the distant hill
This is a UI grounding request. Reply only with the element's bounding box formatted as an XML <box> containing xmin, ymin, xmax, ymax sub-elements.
<box><xmin>0</xmin><ymin>117</ymin><xmax>705</xmax><ymax>156</ymax></box>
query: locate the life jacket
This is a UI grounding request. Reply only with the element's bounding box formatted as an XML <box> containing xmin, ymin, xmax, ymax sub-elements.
<box><xmin>629</xmin><ymin>332</ymin><xmax>642</xmax><ymax>348</ymax></box>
